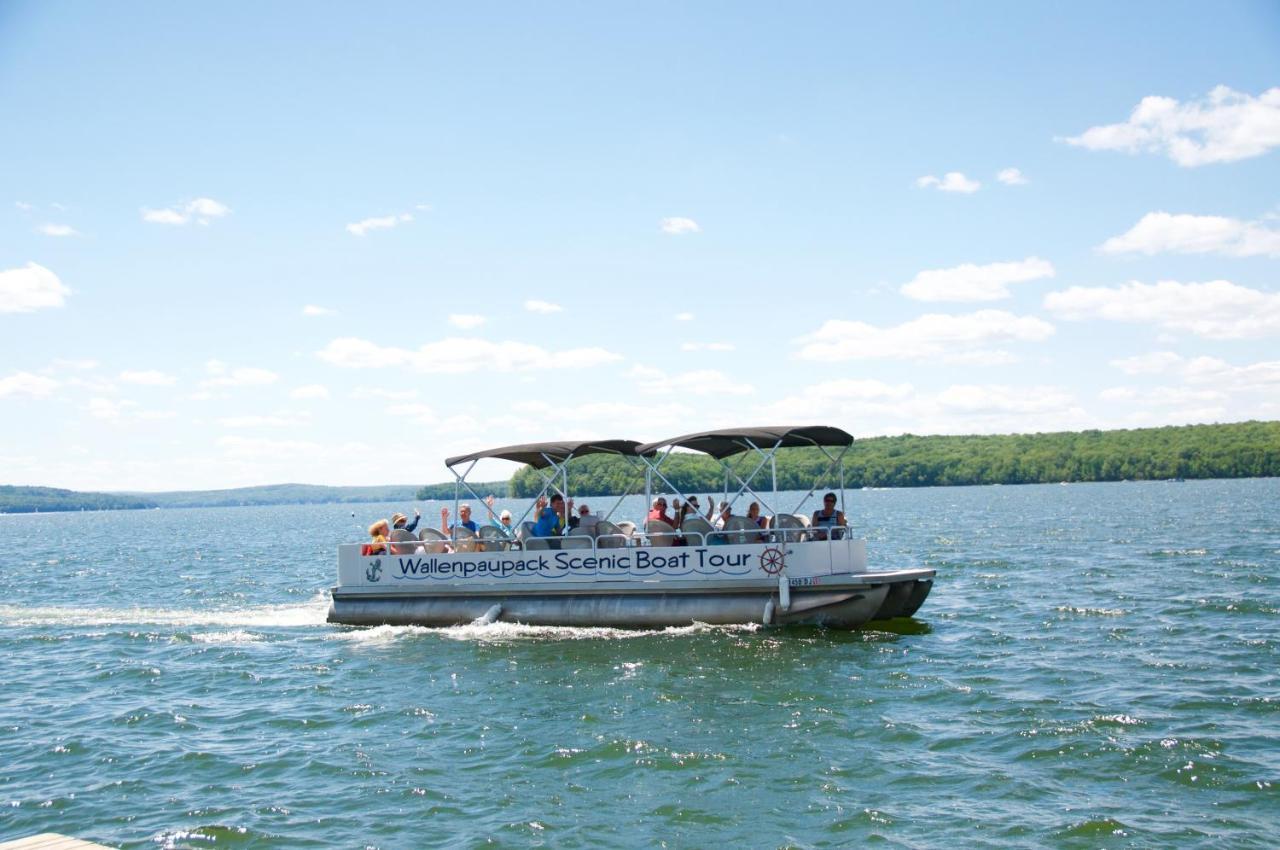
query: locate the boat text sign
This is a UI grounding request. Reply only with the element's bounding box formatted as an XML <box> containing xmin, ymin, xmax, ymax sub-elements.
<box><xmin>337</xmin><ymin>541</ymin><xmax>867</xmax><ymax>588</ymax></box>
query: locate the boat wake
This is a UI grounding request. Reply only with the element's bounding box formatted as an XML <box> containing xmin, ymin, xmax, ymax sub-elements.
<box><xmin>329</xmin><ymin>619</ymin><xmax>763</xmax><ymax>644</ymax></box>
<box><xmin>0</xmin><ymin>593</ymin><xmax>332</xmax><ymax>629</ymax></box>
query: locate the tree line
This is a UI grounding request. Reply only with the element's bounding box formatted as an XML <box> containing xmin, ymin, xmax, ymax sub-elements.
<box><xmin>498</xmin><ymin>421</ymin><xmax>1280</xmax><ymax>496</ymax></box>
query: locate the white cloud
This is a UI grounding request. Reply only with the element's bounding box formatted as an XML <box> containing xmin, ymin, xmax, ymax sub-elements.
<box><xmin>302</xmin><ymin>305</ymin><xmax>337</xmax><ymax>317</ymax></box>
<box><xmin>660</xmin><ymin>217</ymin><xmax>701</xmax><ymax>235</ymax></box>
<box><xmin>218</xmin><ymin>413</ymin><xmax>310</xmax><ymax>428</ymax></box>
<box><xmin>88</xmin><ymin>397</ymin><xmax>136</xmax><ymax>420</ymax></box>
<box><xmin>1063</xmin><ymin>86</ymin><xmax>1280</xmax><ymax>166</ymax></box>
<box><xmin>1044</xmin><ymin>279</ymin><xmax>1280</xmax><ymax>339</ymax></box>
<box><xmin>290</xmin><ymin>384</ymin><xmax>330</xmax><ymax>400</ymax></box>
<box><xmin>627</xmin><ymin>365</ymin><xmax>754</xmax><ymax>396</ymax></box>
<box><xmin>901</xmin><ymin>257</ymin><xmax>1055</xmax><ymax>302</ymax></box>
<box><xmin>37</xmin><ymin>224</ymin><xmax>79</xmax><ymax>237</ymax></box>
<box><xmin>142</xmin><ymin>197</ymin><xmax>231</xmax><ymax>226</ymax></box>
<box><xmin>1126</xmin><ymin>353</ymin><xmax>1280</xmax><ymax>393</ymax></box>
<box><xmin>524</xmin><ymin>300</ymin><xmax>563</xmax><ymax>314</ymax></box>
<box><xmin>509</xmin><ymin>400</ymin><xmax>695</xmax><ymax>435</ymax></box>
<box><xmin>916</xmin><ymin>172</ymin><xmax>981</xmax><ymax>193</ymax></box>
<box><xmin>1110</xmin><ymin>351</ymin><xmax>1184</xmax><ymax>375</ymax></box>
<box><xmin>317</xmin><ymin>336</ymin><xmax>622</xmax><ymax>374</ymax></box>
<box><xmin>49</xmin><ymin>358</ymin><xmax>99</xmax><ymax>371</ymax></box>
<box><xmin>346</xmin><ymin>212</ymin><xmax>412</xmax><ymax>236</ymax></box>
<box><xmin>1100</xmin><ymin>211</ymin><xmax>1280</xmax><ymax>258</ymax></box>
<box><xmin>205</xmin><ymin>359</ymin><xmax>227</xmax><ymax>375</ymax></box>
<box><xmin>0</xmin><ymin>372</ymin><xmax>60</xmax><ymax>399</ymax></box>
<box><xmin>386</xmin><ymin>402</ymin><xmax>437</xmax><ymax>425</ymax></box>
<box><xmin>119</xmin><ymin>370</ymin><xmax>177</xmax><ymax>386</ymax></box>
<box><xmin>200</xmin><ymin>367</ymin><xmax>280</xmax><ymax>388</ymax></box>
<box><xmin>937</xmin><ymin>384</ymin><xmax>1075</xmax><ymax>415</ymax></box>
<box><xmin>0</xmin><ymin>262</ymin><xmax>71</xmax><ymax>313</ymax></box>
<box><xmin>758</xmin><ymin>378</ymin><xmax>915</xmax><ymax>421</ymax></box>
<box><xmin>449</xmin><ymin>313</ymin><xmax>487</xmax><ymax>330</ymax></box>
<box><xmin>15</xmin><ymin>201</ymin><xmax>33</xmax><ymax>212</ymax></box>
<box><xmin>795</xmin><ymin>310</ymin><xmax>1055</xmax><ymax>361</ymax></box>
<box><xmin>351</xmin><ymin>387</ymin><xmax>419</xmax><ymax>401</ymax></box>
<box><xmin>680</xmin><ymin>342</ymin><xmax>735</xmax><ymax>351</ymax></box>
<box><xmin>216</xmin><ymin>435</ymin><xmax>325</xmax><ymax>460</ymax></box>
<box><xmin>674</xmin><ymin>312</ymin><xmax>694</xmax><ymax>322</ymax></box>
<box><xmin>996</xmin><ymin>168</ymin><xmax>1029</xmax><ymax>186</ymax></box>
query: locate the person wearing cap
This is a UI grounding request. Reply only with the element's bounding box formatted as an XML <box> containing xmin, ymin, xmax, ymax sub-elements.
<box><xmin>387</xmin><ymin>509</ymin><xmax>420</xmax><ymax>554</ymax></box>
<box><xmin>391</xmin><ymin>510</ymin><xmax>420</xmax><ymax>533</ymax></box>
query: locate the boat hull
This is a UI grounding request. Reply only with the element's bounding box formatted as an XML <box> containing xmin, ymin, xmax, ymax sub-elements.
<box><xmin>327</xmin><ymin>573</ymin><xmax>932</xmax><ymax>630</ymax></box>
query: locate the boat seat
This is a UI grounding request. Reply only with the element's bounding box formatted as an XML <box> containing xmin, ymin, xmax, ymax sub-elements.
<box><xmin>452</xmin><ymin>526</ymin><xmax>478</xmax><ymax>553</ymax></box>
<box><xmin>680</xmin><ymin>516</ymin><xmax>713</xmax><ymax>546</ymax></box>
<box><xmin>524</xmin><ymin>537</ymin><xmax>551</xmax><ymax>550</ymax></box>
<box><xmin>615</xmin><ymin>520</ymin><xmax>636</xmax><ymax>538</ymax></box>
<box><xmin>773</xmin><ymin>513</ymin><xmax>809</xmax><ymax>542</ymax></box>
<box><xmin>645</xmin><ymin>519</ymin><xmax>677</xmax><ymax>547</ymax></box>
<box><xmin>389</xmin><ymin>528</ymin><xmax>417</xmax><ymax>555</ymax></box>
<box><xmin>477</xmin><ymin>524</ymin><xmax>510</xmax><ymax>551</ymax></box>
<box><xmin>417</xmin><ymin>527</ymin><xmax>449</xmax><ymax>553</ymax></box>
<box><xmin>515</xmin><ymin>521</ymin><xmax>537</xmax><ymax>544</ymax></box>
<box><xmin>594</xmin><ymin>520</ymin><xmax>627</xmax><ymax>549</ymax></box>
<box><xmin>722</xmin><ymin>515</ymin><xmax>758</xmax><ymax>545</ymax></box>
<box><xmin>562</xmin><ymin>528</ymin><xmax>594</xmax><ymax>550</ymax></box>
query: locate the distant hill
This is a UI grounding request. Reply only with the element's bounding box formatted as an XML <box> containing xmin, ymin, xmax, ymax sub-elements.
<box><xmin>123</xmin><ymin>483</ymin><xmax>422</xmax><ymax>509</ymax></box>
<box><xmin>0</xmin><ymin>483</ymin><xmax>421</xmax><ymax>514</ymax></box>
<box><xmin>510</xmin><ymin>420</ymin><xmax>1280</xmax><ymax>495</ymax></box>
<box><xmin>6</xmin><ymin>421</ymin><xmax>1277</xmax><ymax>513</ymax></box>
<box><xmin>0</xmin><ymin>485</ymin><xmax>158</xmax><ymax>514</ymax></box>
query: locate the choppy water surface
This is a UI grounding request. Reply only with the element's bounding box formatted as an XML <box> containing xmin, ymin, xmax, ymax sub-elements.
<box><xmin>1</xmin><ymin>480</ymin><xmax>1276</xmax><ymax>848</ymax></box>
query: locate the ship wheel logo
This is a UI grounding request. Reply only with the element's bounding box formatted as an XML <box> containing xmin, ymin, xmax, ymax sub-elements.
<box><xmin>366</xmin><ymin>559</ymin><xmax>383</xmax><ymax>583</ymax></box>
<box><xmin>759</xmin><ymin>547</ymin><xmax>786</xmax><ymax>575</ymax></box>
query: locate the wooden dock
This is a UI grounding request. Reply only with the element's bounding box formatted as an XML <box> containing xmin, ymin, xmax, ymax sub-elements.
<box><xmin>0</xmin><ymin>835</ymin><xmax>115</xmax><ymax>850</ymax></box>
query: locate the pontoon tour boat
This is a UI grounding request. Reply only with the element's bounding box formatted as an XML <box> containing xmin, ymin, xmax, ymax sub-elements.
<box><xmin>327</xmin><ymin>426</ymin><xmax>934</xmax><ymax>629</ymax></box>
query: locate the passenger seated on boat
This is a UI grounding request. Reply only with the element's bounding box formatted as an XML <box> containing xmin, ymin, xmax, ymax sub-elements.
<box><xmin>712</xmin><ymin>501</ymin><xmax>732</xmax><ymax>530</ymax></box>
<box><xmin>364</xmin><ymin>519</ymin><xmax>390</xmax><ymax>556</ymax></box>
<box><xmin>495</xmin><ymin>509</ymin><xmax>514</xmax><ymax>536</ymax></box>
<box><xmin>646</xmin><ymin>497</ymin><xmax>674</xmax><ymax>526</ymax></box>
<box><xmin>388</xmin><ymin>511</ymin><xmax>420</xmax><ymax>554</ymax></box>
<box><xmin>532</xmin><ymin>494</ymin><xmax>566</xmax><ymax>538</ymax></box>
<box><xmin>570</xmin><ymin>504</ymin><xmax>599</xmax><ymax>534</ymax></box>
<box><xmin>391</xmin><ymin>510</ymin><xmax>421</xmax><ymax>534</ymax></box>
<box><xmin>482</xmin><ymin>495</ymin><xmax>514</xmax><ymax>536</ymax></box>
<box><xmin>440</xmin><ymin>504</ymin><xmax>479</xmax><ymax>536</ymax></box>
<box><xmin>746</xmin><ymin>502</ymin><xmax>769</xmax><ymax>542</ymax></box>
<box><xmin>811</xmin><ymin>493</ymin><xmax>847</xmax><ymax>540</ymax></box>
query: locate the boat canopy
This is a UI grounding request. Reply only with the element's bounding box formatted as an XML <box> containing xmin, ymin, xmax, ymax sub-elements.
<box><xmin>445</xmin><ymin>439</ymin><xmax>648</xmax><ymax>470</ymax></box>
<box><xmin>636</xmin><ymin>426</ymin><xmax>853</xmax><ymax>459</ymax></box>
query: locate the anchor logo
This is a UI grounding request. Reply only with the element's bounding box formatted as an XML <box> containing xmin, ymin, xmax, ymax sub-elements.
<box><xmin>366</xmin><ymin>558</ymin><xmax>383</xmax><ymax>583</ymax></box>
<box><xmin>759</xmin><ymin>546</ymin><xmax>786</xmax><ymax>575</ymax></box>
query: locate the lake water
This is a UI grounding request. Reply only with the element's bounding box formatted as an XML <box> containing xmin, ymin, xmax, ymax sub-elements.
<box><xmin>1</xmin><ymin>480</ymin><xmax>1276</xmax><ymax>848</ymax></box>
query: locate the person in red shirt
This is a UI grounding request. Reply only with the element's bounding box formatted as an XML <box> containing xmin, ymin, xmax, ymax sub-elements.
<box><xmin>646</xmin><ymin>496</ymin><xmax>674</xmax><ymax>526</ymax></box>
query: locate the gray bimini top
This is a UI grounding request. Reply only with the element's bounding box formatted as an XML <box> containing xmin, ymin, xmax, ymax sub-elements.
<box><xmin>445</xmin><ymin>439</ymin><xmax>649</xmax><ymax>470</ymax></box>
<box><xmin>636</xmin><ymin>426</ymin><xmax>854</xmax><ymax>460</ymax></box>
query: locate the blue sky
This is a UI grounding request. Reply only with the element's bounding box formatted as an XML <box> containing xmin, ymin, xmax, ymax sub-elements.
<box><xmin>2</xmin><ymin>2</ymin><xmax>1278</xmax><ymax>491</ymax></box>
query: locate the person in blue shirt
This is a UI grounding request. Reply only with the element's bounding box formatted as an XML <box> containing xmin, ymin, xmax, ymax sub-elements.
<box><xmin>440</xmin><ymin>503</ymin><xmax>479</xmax><ymax>536</ymax></box>
<box><xmin>532</xmin><ymin>494</ymin><xmax>566</xmax><ymax>538</ymax></box>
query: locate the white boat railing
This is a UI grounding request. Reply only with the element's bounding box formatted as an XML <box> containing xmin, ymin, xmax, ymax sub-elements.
<box><xmin>346</xmin><ymin>527</ymin><xmax>859</xmax><ymax>558</ymax></box>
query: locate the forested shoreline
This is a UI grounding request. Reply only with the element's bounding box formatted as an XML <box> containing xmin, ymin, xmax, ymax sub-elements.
<box><xmin>5</xmin><ymin>422</ymin><xmax>1276</xmax><ymax>513</ymax></box>
<box><xmin>508</xmin><ymin>421</ymin><xmax>1280</xmax><ymax>496</ymax></box>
